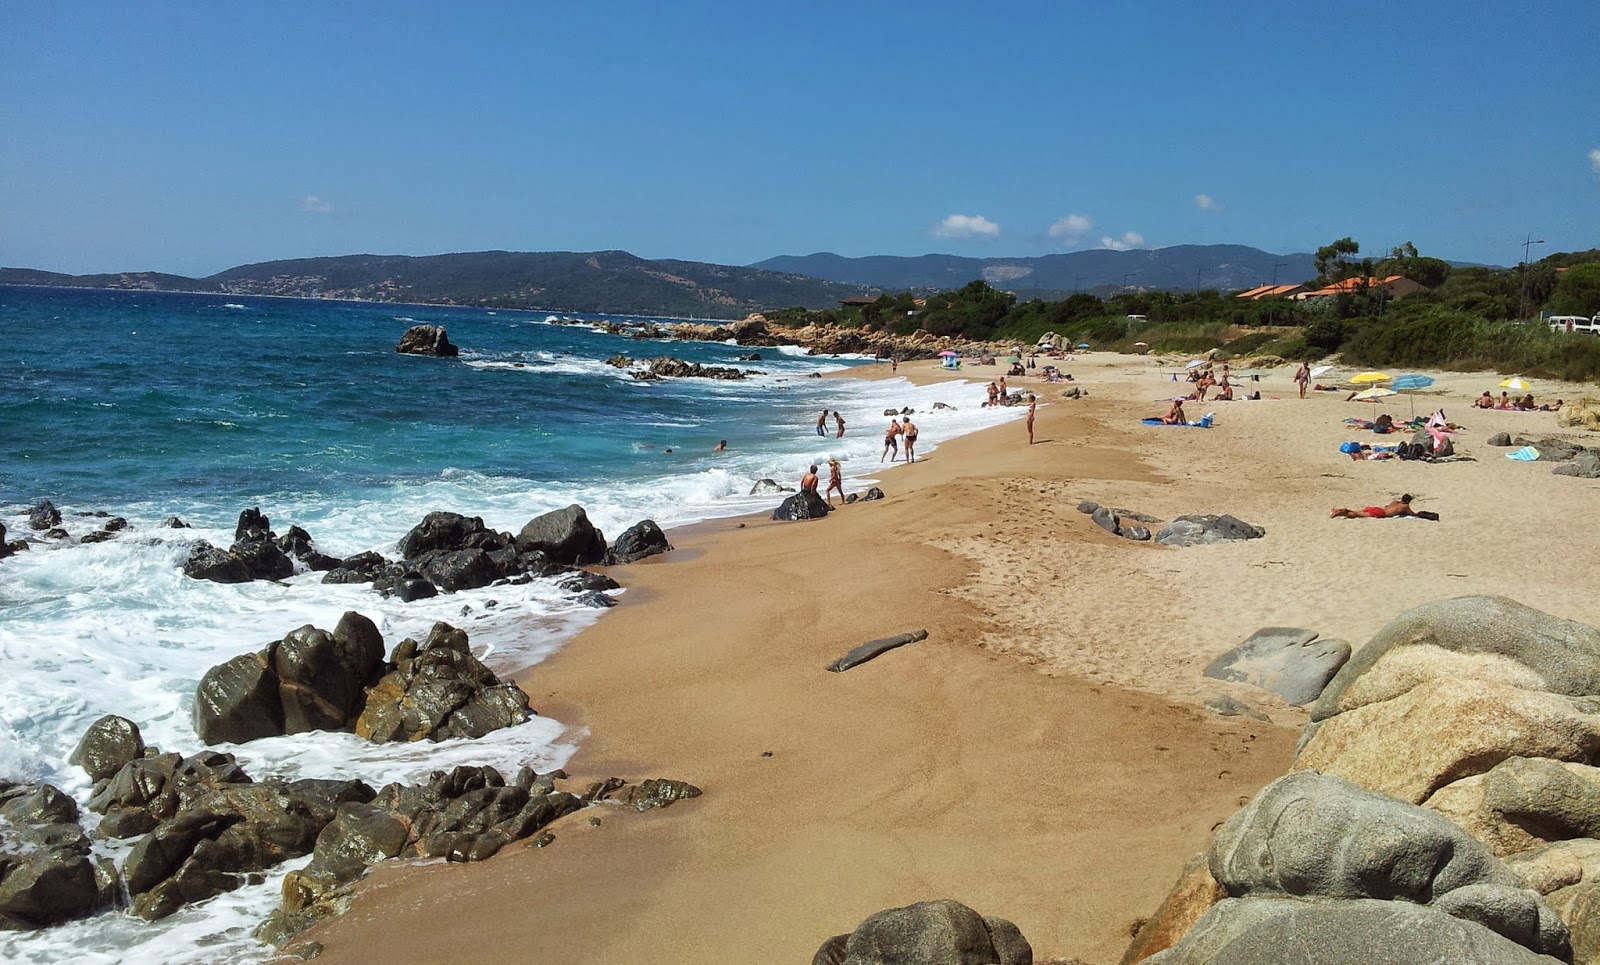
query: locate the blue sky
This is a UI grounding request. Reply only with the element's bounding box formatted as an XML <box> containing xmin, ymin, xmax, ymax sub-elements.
<box><xmin>3</xmin><ymin>1</ymin><xmax>1597</xmax><ymax>276</ymax></box>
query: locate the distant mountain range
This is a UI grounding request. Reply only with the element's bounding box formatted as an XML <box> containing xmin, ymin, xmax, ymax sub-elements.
<box><xmin>751</xmin><ymin>245</ymin><xmax>1320</xmax><ymax>296</ymax></box>
<box><xmin>0</xmin><ymin>251</ymin><xmax>875</xmax><ymax>319</ymax></box>
<box><xmin>2</xmin><ymin>244</ymin><xmax>1330</xmax><ymax>318</ymax></box>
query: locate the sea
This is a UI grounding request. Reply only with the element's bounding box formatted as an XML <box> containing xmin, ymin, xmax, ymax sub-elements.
<box><xmin>0</xmin><ymin>285</ymin><xmax>1022</xmax><ymax>963</ymax></box>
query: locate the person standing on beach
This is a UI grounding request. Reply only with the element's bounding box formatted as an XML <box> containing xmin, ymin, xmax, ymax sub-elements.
<box><xmin>891</xmin><ymin>356</ymin><xmax>898</xmax><ymax>373</ymax></box>
<box><xmin>815</xmin><ymin>410</ymin><xmax>829</xmax><ymax>436</ymax></box>
<box><xmin>1026</xmin><ymin>394</ymin><xmax>1037</xmax><ymax>445</ymax></box>
<box><xmin>998</xmin><ymin>376</ymin><xmax>1008</xmax><ymax>402</ymax></box>
<box><xmin>881</xmin><ymin>418</ymin><xmax>901</xmax><ymax>462</ymax></box>
<box><xmin>1294</xmin><ymin>362</ymin><xmax>1310</xmax><ymax>400</ymax></box>
<box><xmin>824</xmin><ymin>457</ymin><xmax>844</xmax><ymax>506</ymax></box>
<box><xmin>834</xmin><ymin>411</ymin><xmax>845</xmax><ymax>438</ymax></box>
<box><xmin>902</xmin><ymin>416</ymin><xmax>919</xmax><ymax>463</ymax></box>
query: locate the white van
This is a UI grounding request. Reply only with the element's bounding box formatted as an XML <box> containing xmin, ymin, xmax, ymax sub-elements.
<box><xmin>1549</xmin><ymin>315</ymin><xmax>1599</xmax><ymax>335</ymax></box>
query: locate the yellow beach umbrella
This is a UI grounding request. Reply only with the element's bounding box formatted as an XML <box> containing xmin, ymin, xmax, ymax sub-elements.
<box><xmin>1500</xmin><ymin>376</ymin><xmax>1532</xmax><ymax>392</ymax></box>
<box><xmin>1349</xmin><ymin>372</ymin><xmax>1392</xmax><ymax>385</ymax></box>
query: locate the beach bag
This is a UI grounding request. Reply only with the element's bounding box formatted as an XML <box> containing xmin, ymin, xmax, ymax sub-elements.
<box><xmin>1433</xmin><ymin>437</ymin><xmax>1455</xmax><ymax>458</ymax></box>
<box><xmin>1339</xmin><ymin>441</ymin><xmax>1364</xmax><ymax>454</ymax></box>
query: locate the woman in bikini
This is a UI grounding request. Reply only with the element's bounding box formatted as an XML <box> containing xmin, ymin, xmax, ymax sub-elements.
<box><xmin>1026</xmin><ymin>394</ymin><xmax>1037</xmax><ymax>444</ymax></box>
<box><xmin>824</xmin><ymin>457</ymin><xmax>844</xmax><ymax>506</ymax></box>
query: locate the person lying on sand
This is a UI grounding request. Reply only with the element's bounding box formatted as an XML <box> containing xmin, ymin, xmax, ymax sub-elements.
<box><xmin>1330</xmin><ymin>494</ymin><xmax>1438</xmax><ymax>520</ymax></box>
<box><xmin>1540</xmin><ymin>399</ymin><xmax>1565</xmax><ymax>412</ymax></box>
<box><xmin>1161</xmin><ymin>400</ymin><xmax>1187</xmax><ymax>425</ymax></box>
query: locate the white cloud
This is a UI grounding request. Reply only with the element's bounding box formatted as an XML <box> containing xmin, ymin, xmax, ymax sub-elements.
<box><xmin>933</xmin><ymin>214</ymin><xmax>1000</xmax><ymax>239</ymax></box>
<box><xmin>1100</xmin><ymin>231</ymin><xmax>1145</xmax><ymax>251</ymax></box>
<box><xmin>1589</xmin><ymin>148</ymin><xmax>1600</xmax><ymax>181</ymax></box>
<box><xmin>300</xmin><ymin>194</ymin><xmax>333</xmax><ymax>214</ymax></box>
<box><xmin>1048</xmin><ymin>213</ymin><xmax>1093</xmax><ymax>239</ymax></box>
<box><xmin>1195</xmin><ymin>193</ymin><xmax>1222</xmax><ymax>211</ymax></box>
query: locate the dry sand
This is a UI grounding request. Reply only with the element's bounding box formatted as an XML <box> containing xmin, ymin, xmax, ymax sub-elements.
<box><xmin>302</xmin><ymin>353</ymin><xmax>1600</xmax><ymax>964</ymax></box>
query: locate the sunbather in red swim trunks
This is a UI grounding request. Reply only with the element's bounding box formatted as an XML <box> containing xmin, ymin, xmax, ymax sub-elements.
<box><xmin>1331</xmin><ymin>495</ymin><xmax>1426</xmax><ymax>519</ymax></box>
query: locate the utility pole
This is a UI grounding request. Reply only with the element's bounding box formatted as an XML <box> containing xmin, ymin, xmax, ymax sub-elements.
<box><xmin>1520</xmin><ymin>235</ymin><xmax>1546</xmax><ymax>320</ymax></box>
<box><xmin>1272</xmin><ymin>262</ymin><xmax>1287</xmax><ymax>287</ymax></box>
<box><xmin>1074</xmin><ymin>273</ymin><xmax>1082</xmax><ymax>293</ymax></box>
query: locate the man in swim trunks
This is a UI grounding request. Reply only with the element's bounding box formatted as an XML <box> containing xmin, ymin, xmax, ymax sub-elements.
<box><xmin>801</xmin><ymin>464</ymin><xmax>820</xmax><ymax>494</ymax></box>
<box><xmin>834</xmin><ymin>411</ymin><xmax>845</xmax><ymax>437</ymax></box>
<box><xmin>816</xmin><ymin>410</ymin><xmax>829</xmax><ymax>436</ymax></box>
<box><xmin>1330</xmin><ymin>494</ymin><xmax>1415</xmax><ymax>519</ymax></box>
<box><xmin>902</xmin><ymin>416</ymin><xmax>919</xmax><ymax>463</ymax></box>
<box><xmin>824</xmin><ymin>457</ymin><xmax>844</xmax><ymax>506</ymax></box>
<box><xmin>881</xmin><ymin>418</ymin><xmax>901</xmax><ymax>462</ymax></box>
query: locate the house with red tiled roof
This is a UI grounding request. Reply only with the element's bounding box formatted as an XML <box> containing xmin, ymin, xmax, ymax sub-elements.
<box><xmin>1235</xmin><ymin>283</ymin><xmax>1307</xmax><ymax>300</ymax></box>
<box><xmin>1294</xmin><ymin>275</ymin><xmax>1429</xmax><ymax>301</ymax></box>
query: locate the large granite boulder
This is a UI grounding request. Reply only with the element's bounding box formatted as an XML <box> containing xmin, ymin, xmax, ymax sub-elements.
<box><xmin>354</xmin><ymin>622</ymin><xmax>532</xmax><ymax>743</ymax></box>
<box><xmin>395</xmin><ymin>324</ymin><xmax>459</xmax><ymax>357</ymax></box>
<box><xmin>513</xmin><ymin>505</ymin><xmax>607</xmax><ymax>566</ymax></box>
<box><xmin>1202</xmin><ymin>628</ymin><xmax>1351</xmax><ymax>706</ymax></box>
<box><xmin>772</xmin><ymin>491</ymin><xmax>832</xmax><ymax>521</ymax></box>
<box><xmin>816</xmin><ymin>899</ymin><xmax>1033</xmax><ymax>965</ymax></box>
<box><xmin>1142</xmin><ymin>897</ymin><xmax>1566</xmax><ymax>964</ymax></box>
<box><xmin>1154</xmin><ymin>515</ymin><xmax>1265</xmax><ymax>547</ymax></box>
<box><xmin>1425</xmin><ymin>757</ymin><xmax>1600</xmax><ymax>857</ymax></box>
<box><xmin>68</xmin><ymin>714</ymin><xmax>146</xmax><ymax>782</ymax></box>
<box><xmin>604</xmin><ymin>519</ymin><xmax>672</xmax><ymax>565</ymax></box>
<box><xmin>1122</xmin><ymin>853</ymin><xmax>1226</xmax><ymax>964</ymax></box>
<box><xmin>0</xmin><ymin>782</ymin><xmax>106</xmax><ymax>930</ymax></box>
<box><xmin>1135</xmin><ymin>771</ymin><xmax>1569</xmax><ymax>963</ymax></box>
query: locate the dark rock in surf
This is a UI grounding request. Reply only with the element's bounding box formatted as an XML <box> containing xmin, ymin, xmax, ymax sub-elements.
<box><xmin>575</xmin><ymin>591</ymin><xmax>617</xmax><ymax>608</ymax></box>
<box><xmin>771</xmin><ymin>491</ymin><xmax>831</xmax><ymax>521</ymax></box>
<box><xmin>163</xmin><ymin>516</ymin><xmax>190</xmax><ymax>529</ymax></box>
<box><xmin>230</xmin><ymin>536</ymin><xmax>295</xmax><ymax>581</ymax></box>
<box><xmin>0</xmin><ymin>782</ymin><xmax>104</xmax><ymax>929</ymax></box>
<box><xmin>392</xmin><ymin>574</ymin><xmax>438</xmax><ymax>602</ymax></box>
<box><xmin>44</xmin><ymin>528</ymin><xmax>69</xmax><ymax>540</ymax></box>
<box><xmin>194</xmin><ymin>652</ymin><xmax>286</xmax><ymax>745</ymax></box>
<box><xmin>354</xmin><ymin>622</ymin><xmax>532</xmax><ymax>744</ymax></box>
<box><xmin>558</xmin><ymin>571</ymin><xmax>621</xmax><ymax>594</ymax></box>
<box><xmin>273</xmin><ymin>614</ymin><xmax>386</xmax><ymax>734</ymax></box>
<box><xmin>103</xmin><ymin>517</ymin><xmax>128</xmax><ymax>532</ymax></box>
<box><xmin>395</xmin><ymin>324</ymin><xmax>459</xmax><ymax>357</ymax></box>
<box><xmin>604</xmin><ymin>519</ymin><xmax>672</xmax><ymax>565</ymax></box>
<box><xmin>28</xmin><ymin>501</ymin><xmax>61</xmax><ymax>531</ymax></box>
<box><xmin>514</xmin><ymin>505</ymin><xmax>607</xmax><ymax>566</ymax></box>
<box><xmin>396</xmin><ymin>512</ymin><xmax>507</xmax><ymax>559</ymax></box>
<box><xmin>0</xmin><ymin>522</ymin><xmax>9</xmax><ymax>560</ymax></box>
<box><xmin>749</xmin><ymin>478</ymin><xmax>793</xmax><ymax>495</ymax></box>
<box><xmin>737</xmin><ymin>352</ymin><xmax>763</xmax><ymax>361</ymax></box>
<box><xmin>183</xmin><ymin>540</ymin><xmax>253</xmax><ymax>584</ymax></box>
<box><xmin>415</xmin><ymin>548</ymin><xmax>501</xmax><ymax>593</ymax></box>
<box><xmin>235</xmin><ymin>508</ymin><xmax>273</xmax><ymax>542</ymax></box>
<box><xmin>69</xmin><ymin>715</ymin><xmax>146</xmax><ymax>782</ymax></box>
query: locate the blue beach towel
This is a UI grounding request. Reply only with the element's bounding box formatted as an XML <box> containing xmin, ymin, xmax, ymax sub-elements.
<box><xmin>1507</xmin><ymin>446</ymin><xmax>1541</xmax><ymax>462</ymax></box>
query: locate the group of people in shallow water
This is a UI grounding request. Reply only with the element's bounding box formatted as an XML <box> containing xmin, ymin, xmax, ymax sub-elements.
<box><xmin>1472</xmin><ymin>391</ymin><xmax>1562</xmax><ymax>412</ymax></box>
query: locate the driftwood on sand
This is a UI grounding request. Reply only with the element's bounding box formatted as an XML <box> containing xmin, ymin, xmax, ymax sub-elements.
<box><xmin>826</xmin><ymin>629</ymin><xmax>929</xmax><ymax>672</ymax></box>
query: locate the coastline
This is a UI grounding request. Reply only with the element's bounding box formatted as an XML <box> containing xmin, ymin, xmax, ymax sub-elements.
<box><xmin>299</xmin><ymin>352</ymin><xmax>1600</xmax><ymax>963</ymax></box>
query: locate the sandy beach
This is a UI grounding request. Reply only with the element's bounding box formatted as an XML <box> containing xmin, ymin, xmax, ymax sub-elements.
<box><xmin>301</xmin><ymin>353</ymin><xmax>1600</xmax><ymax>964</ymax></box>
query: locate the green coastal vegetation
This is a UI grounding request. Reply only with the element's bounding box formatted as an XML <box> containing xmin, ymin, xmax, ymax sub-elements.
<box><xmin>766</xmin><ymin>240</ymin><xmax>1600</xmax><ymax>383</ymax></box>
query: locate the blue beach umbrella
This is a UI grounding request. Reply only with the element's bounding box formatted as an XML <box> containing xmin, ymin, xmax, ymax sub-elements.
<box><xmin>1389</xmin><ymin>373</ymin><xmax>1436</xmax><ymax>416</ymax></box>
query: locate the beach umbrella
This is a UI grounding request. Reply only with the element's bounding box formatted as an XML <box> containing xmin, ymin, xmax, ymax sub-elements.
<box><xmin>1500</xmin><ymin>376</ymin><xmax>1532</xmax><ymax>392</ymax></box>
<box><xmin>1134</xmin><ymin>341</ymin><xmax>1148</xmax><ymax>347</ymax></box>
<box><xmin>1077</xmin><ymin>342</ymin><xmax>1090</xmax><ymax>349</ymax></box>
<box><xmin>937</xmin><ymin>350</ymin><xmax>959</xmax><ymax>357</ymax></box>
<box><xmin>1185</xmin><ymin>359</ymin><xmax>1207</xmax><ymax>369</ymax></box>
<box><xmin>1352</xmin><ymin>387</ymin><xmax>1397</xmax><ymax>401</ymax></box>
<box><xmin>1350</xmin><ymin>372</ymin><xmax>1392</xmax><ymax>385</ymax></box>
<box><xmin>1309</xmin><ymin>364</ymin><xmax>1334</xmax><ymax>379</ymax></box>
<box><xmin>1390</xmin><ymin>373</ymin><xmax>1436</xmax><ymax>416</ymax></box>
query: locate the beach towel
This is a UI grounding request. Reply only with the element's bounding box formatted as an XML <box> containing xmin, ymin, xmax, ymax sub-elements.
<box><xmin>1507</xmin><ymin>446</ymin><xmax>1541</xmax><ymax>461</ymax></box>
<box><xmin>1142</xmin><ymin>418</ymin><xmax>1212</xmax><ymax>428</ymax></box>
